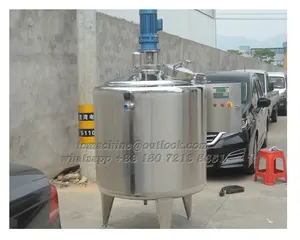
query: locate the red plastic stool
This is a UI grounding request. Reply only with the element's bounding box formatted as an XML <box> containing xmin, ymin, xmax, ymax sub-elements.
<box><xmin>254</xmin><ymin>148</ymin><xmax>287</xmax><ymax>185</ymax></box>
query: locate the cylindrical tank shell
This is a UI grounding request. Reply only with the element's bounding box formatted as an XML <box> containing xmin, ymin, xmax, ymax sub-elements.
<box><xmin>93</xmin><ymin>79</ymin><xmax>207</xmax><ymax>200</ymax></box>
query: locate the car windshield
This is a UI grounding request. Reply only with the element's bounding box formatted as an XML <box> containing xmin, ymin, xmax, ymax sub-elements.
<box><xmin>269</xmin><ymin>77</ymin><xmax>285</xmax><ymax>89</ymax></box>
<box><xmin>256</xmin><ymin>73</ymin><xmax>265</xmax><ymax>90</ymax></box>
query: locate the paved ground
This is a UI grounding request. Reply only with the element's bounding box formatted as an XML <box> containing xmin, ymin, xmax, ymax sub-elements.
<box><xmin>58</xmin><ymin>116</ymin><xmax>287</xmax><ymax>229</ymax></box>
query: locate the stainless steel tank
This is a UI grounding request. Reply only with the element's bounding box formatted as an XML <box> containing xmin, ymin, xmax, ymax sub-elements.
<box><xmin>93</xmin><ymin>8</ymin><xmax>207</xmax><ymax>229</ymax></box>
<box><xmin>93</xmin><ymin>59</ymin><xmax>207</xmax><ymax>228</ymax></box>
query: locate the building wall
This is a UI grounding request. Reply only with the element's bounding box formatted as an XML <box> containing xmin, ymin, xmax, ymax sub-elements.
<box><xmin>98</xmin><ymin>9</ymin><xmax>217</xmax><ymax>48</ymax></box>
<box><xmin>97</xmin><ymin>12</ymin><xmax>282</xmax><ymax>84</ymax></box>
<box><xmin>10</xmin><ymin>10</ymin><xmax>79</xmax><ymax>178</ymax></box>
<box><xmin>239</xmin><ymin>46</ymin><xmax>251</xmax><ymax>56</ymax></box>
<box><xmin>284</xmin><ymin>53</ymin><xmax>287</xmax><ymax>70</ymax></box>
<box><xmin>283</xmin><ymin>41</ymin><xmax>287</xmax><ymax>70</ymax></box>
<box><xmin>274</xmin><ymin>53</ymin><xmax>284</xmax><ymax>66</ymax></box>
<box><xmin>10</xmin><ymin>10</ymin><xmax>283</xmax><ymax>178</ymax></box>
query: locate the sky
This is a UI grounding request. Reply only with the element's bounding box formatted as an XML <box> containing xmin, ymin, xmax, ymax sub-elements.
<box><xmin>216</xmin><ymin>10</ymin><xmax>287</xmax><ymax>41</ymax></box>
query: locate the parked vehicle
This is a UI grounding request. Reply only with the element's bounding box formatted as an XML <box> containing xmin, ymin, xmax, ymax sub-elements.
<box><xmin>203</xmin><ymin>71</ymin><xmax>271</xmax><ymax>174</ymax></box>
<box><xmin>235</xmin><ymin>69</ymin><xmax>280</xmax><ymax>123</ymax></box>
<box><xmin>268</xmin><ymin>72</ymin><xmax>287</xmax><ymax>115</ymax></box>
<box><xmin>9</xmin><ymin>163</ymin><xmax>61</xmax><ymax>229</ymax></box>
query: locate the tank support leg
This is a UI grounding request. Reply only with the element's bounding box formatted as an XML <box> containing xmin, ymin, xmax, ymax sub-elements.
<box><xmin>182</xmin><ymin>195</ymin><xmax>192</xmax><ymax>220</ymax></box>
<box><xmin>101</xmin><ymin>193</ymin><xmax>114</xmax><ymax>227</ymax></box>
<box><xmin>156</xmin><ymin>198</ymin><xmax>173</xmax><ymax>229</ymax></box>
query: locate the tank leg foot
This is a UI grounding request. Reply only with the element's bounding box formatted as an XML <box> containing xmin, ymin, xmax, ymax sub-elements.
<box><xmin>182</xmin><ymin>195</ymin><xmax>192</xmax><ymax>220</ymax></box>
<box><xmin>101</xmin><ymin>193</ymin><xmax>114</xmax><ymax>227</ymax></box>
<box><xmin>156</xmin><ymin>198</ymin><xmax>173</xmax><ymax>229</ymax></box>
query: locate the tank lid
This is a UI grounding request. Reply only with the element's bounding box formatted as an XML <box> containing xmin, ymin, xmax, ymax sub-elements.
<box><xmin>101</xmin><ymin>75</ymin><xmax>199</xmax><ymax>88</ymax></box>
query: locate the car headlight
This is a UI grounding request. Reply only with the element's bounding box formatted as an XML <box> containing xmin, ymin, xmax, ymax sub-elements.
<box><xmin>222</xmin><ymin>132</ymin><xmax>236</xmax><ymax>138</ymax></box>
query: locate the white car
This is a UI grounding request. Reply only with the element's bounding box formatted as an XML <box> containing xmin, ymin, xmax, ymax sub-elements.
<box><xmin>234</xmin><ymin>69</ymin><xmax>280</xmax><ymax>123</ymax></box>
<box><xmin>268</xmin><ymin>72</ymin><xmax>287</xmax><ymax>115</ymax></box>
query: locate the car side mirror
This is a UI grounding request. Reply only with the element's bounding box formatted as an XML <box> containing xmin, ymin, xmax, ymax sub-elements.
<box><xmin>268</xmin><ymin>82</ymin><xmax>274</xmax><ymax>91</ymax></box>
<box><xmin>257</xmin><ymin>98</ymin><xmax>271</xmax><ymax>108</ymax></box>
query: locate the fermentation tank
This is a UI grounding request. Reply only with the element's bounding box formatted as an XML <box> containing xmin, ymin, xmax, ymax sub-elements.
<box><xmin>93</xmin><ymin>10</ymin><xmax>207</xmax><ymax>228</ymax></box>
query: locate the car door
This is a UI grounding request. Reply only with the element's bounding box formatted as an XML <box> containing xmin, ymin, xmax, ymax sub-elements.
<box><xmin>250</xmin><ymin>77</ymin><xmax>261</xmax><ymax>141</ymax></box>
<box><xmin>254</xmin><ymin>78</ymin><xmax>267</xmax><ymax>148</ymax></box>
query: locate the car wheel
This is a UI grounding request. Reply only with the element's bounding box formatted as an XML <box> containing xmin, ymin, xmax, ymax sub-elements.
<box><xmin>271</xmin><ymin>106</ymin><xmax>278</xmax><ymax>122</ymax></box>
<box><xmin>245</xmin><ymin>137</ymin><xmax>258</xmax><ymax>175</ymax></box>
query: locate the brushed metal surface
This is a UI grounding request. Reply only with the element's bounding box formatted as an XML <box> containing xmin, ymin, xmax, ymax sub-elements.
<box><xmin>93</xmin><ymin>80</ymin><xmax>207</xmax><ymax>200</ymax></box>
<box><xmin>206</xmin><ymin>83</ymin><xmax>242</xmax><ymax>133</ymax></box>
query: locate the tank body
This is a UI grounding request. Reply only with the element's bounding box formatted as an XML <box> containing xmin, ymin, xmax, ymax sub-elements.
<box><xmin>94</xmin><ymin>79</ymin><xmax>207</xmax><ymax>200</ymax></box>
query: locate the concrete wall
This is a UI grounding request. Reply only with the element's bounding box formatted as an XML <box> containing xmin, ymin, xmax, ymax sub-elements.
<box><xmin>98</xmin><ymin>9</ymin><xmax>217</xmax><ymax>48</ymax></box>
<box><xmin>97</xmin><ymin>12</ymin><xmax>283</xmax><ymax>85</ymax></box>
<box><xmin>10</xmin><ymin>10</ymin><xmax>78</xmax><ymax>178</ymax></box>
<box><xmin>9</xmin><ymin>10</ymin><xmax>283</xmax><ymax>179</ymax></box>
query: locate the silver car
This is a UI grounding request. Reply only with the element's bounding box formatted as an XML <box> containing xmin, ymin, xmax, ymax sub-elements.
<box><xmin>268</xmin><ymin>72</ymin><xmax>287</xmax><ymax>115</ymax></box>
